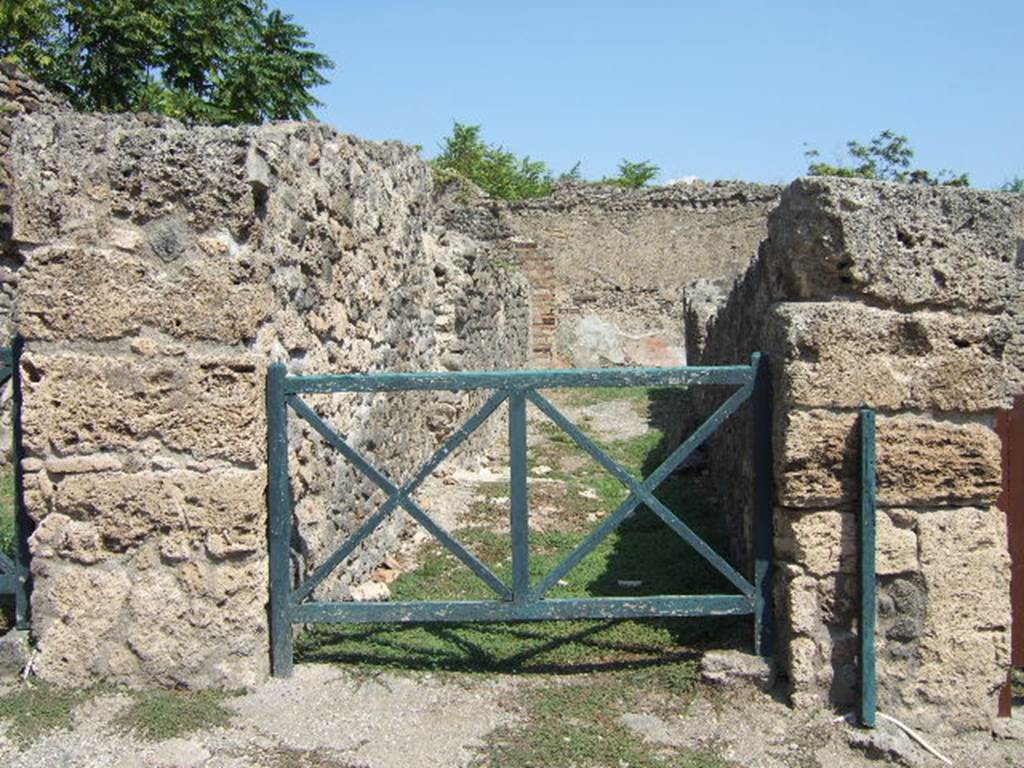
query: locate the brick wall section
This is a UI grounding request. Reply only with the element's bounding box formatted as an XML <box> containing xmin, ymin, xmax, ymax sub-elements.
<box><xmin>3</xmin><ymin>97</ymin><xmax>528</xmax><ymax>687</ymax></box>
<box><xmin>686</xmin><ymin>177</ymin><xmax>1024</xmax><ymax>733</ymax></box>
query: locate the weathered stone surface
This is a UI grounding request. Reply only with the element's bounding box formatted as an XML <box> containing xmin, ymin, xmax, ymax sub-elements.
<box><xmin>774</xmin><ymin>302</ymin><xmax>1019</xmax><ymax>411</ymax></box>
<box><xmin>700</xmin><ymin>649</ymin><xmax>774</xmax><ymax>689</ymax></box>
<box><xmin>776</xmin><ymin>409</ymin><xmax>1003</xmax><ymax>508</ymax></box>
<box><xmin>17</xmin><ymin>244</ymin><xmax>274</xmax><ymax>343</ymax></box>
<box><xmin>0</xmin><ymin>629</ymin><xmax>30</xmax><ymax>678</ymax></box>
<box><xmin>689</xmin><ymin>176</ymin><xmax>1022</xmax><ymax>730</ymax></box>
<box><xmin>765</xmin><ymin>176</ymin><xmax>1024</xmax><ymax>311</ymax></box>
<box><xmin>4</xmin><ymin>75</ymin><xmax>529</xmax><ymax>689</ymax></box>
<box><xmin>31</xmin><ymin>469</ymin><xmax>263</xmax><ymax>556</ymax></box>
<box><xmin>20</xmin><ymin>351</ymin><xmax>263</xmax><ymax>465</ymax></box>
<box><xmin>31</xmin><ymin>564</ymin><xmax>133</xmax><ymax>685</ymax></box>
<box><xmin>776</xmin><ymin>508</ymin><xmax>917</xmax><ymax>576</ymax></box>
<box><xmin>448</xmin><ymin>179</ymin><xmax>778</xmax><ymax>365</ymax></box>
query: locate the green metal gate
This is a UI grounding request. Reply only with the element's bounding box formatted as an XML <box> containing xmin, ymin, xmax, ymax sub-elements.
<box><xmin>0</xmin><ymin>338</ymin><xmax>29</xmax><ymax>628</ymax></box>
<box><xmin>267</xmin><ymin>354</ymin><xmax>774</xmax><ymax>676</ymax></box>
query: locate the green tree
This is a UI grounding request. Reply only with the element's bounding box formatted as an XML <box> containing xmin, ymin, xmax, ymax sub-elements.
<box><xmin>1002</xmin><ymin>177</ymin><xmax>1024</xmax><ymax>193</ymax></box>
<box><xmin>432</xmin><ymin>122</ymin><xmax>556</xmax><ymax>200</ymax></box>
<box><xmin>604</xmin><ymin>159</ymin><xmax>659</xmax><ymax>188</ymax></box>
<box><xmin>805</xmin><ymin>130</ymin><xmax>969</xmax><ymax>187</ymax></box>
<box><xmin>0</xmin><ymin>0</ymin><xmax>332</xmax><ymax>124</ymax></box>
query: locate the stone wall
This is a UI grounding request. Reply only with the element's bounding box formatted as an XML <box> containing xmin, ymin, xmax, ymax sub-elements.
<box><xmin>447</xmin><ymin>180</ymin><xmax>780</xmax><ymax>366</ymax></box>
<box><xmin>0</xmin><ymin>64</ymin><xmax>69</xmax><ymax>462</ymax></box>
<box><xmin>686</xmin><ymin>177</ymin><xmax>1024</xmax><ymax>732</ymax></box>
<box><xmin>2</xmin><ymin>77</ymin><xmax>528</xmax><ymax>687</ymax></box>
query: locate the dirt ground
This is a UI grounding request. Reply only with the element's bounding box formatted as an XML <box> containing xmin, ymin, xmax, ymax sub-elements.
<box><xmin>1</xmin><ymin>388</ymin><xmax>1022</xmax><ymax>767</ymax></box>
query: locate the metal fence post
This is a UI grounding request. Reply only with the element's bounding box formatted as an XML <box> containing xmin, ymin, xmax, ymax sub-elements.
<box><xmin>859</xmin><ymin>407</ymin><xmax>877</xmax><ymax>728</ymax></box>
<box><xmin>267</xmin><ymin>362</ymin><xmax>294</xmax><ymax>676</ymax></box>
<box><xmin>751</xmin><ymin>353</ymin><xmax>775</xmax><ymax>658</ymax></box>
<box><xmin>10</xmin><ymin>335</ymin><xmax>29</xmax><ymax>629</ymax></box>
<box><xmin>508</xmin><ymin>390</ymin><xmax>530</xmax><ymax>602</ymax></box>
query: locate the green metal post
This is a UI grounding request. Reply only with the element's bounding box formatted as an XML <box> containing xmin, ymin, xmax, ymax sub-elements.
<box><xmin>859</xmin><ymin>407</ymin><xmax>877</xmax><ymax>728</ymax></box>
<box><xmin>267</xmin><ymin>362</ymin><xmax>294</xmax><ymax>676</ymax></box>
<box><xmin>508</xmin><ymin>390</ymin><xmax>530</xmax><ymax>602</ymax></box>
<box><xmin>751</xmin><ymin>353</ymin><xmax>774</xmax><ymax>657</ymax></box>
<box><xmin>10</xmin><ymin>336</ymin><xmax>29</xmax><ymax>629</ymax></box>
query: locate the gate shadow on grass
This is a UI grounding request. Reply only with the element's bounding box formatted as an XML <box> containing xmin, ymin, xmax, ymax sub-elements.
<box><xmin>295</xmin><ymin>387</ymin><xmax>748</xmax><ymax>676</ymax></box>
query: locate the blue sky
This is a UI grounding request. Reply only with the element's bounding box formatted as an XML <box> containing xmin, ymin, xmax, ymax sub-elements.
<box><xmin>276</xmin><ymin>1</ymin><xmax>1022</xmax><ymax>189</ymax></box>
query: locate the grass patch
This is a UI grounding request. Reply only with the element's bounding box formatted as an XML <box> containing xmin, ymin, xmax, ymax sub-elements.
<box><xmin>481</xmin><ymin>672</ymin><xmax>733</xmax><ymax>768</ymax></box>
<box><xmin>297</xmin><ymin>472</ymin><xmax>742</xmax><ymax>674</ymax></box>
<box><xmin>560</xmin><ymin>386</ymin><xmax>658</xmax><ymax>407</ymax></box>
<box><xmin>0</xmin><ymin>468</ymin><xmax>14</xmax><ymax>561</ymax></box>
<box><xmin>298</xmin><ymin>385</ymin><xmax>743</xmax><ymax>675</ymax></box>
<box><xmin>0</xmin><ymin>682</ymin><xmax>94</xmax><ymax>748</ymax></box>
<box><xmin>114</xmin><ymin>689</ymin><xmax>236</xmax><ymax>741</ymax></box>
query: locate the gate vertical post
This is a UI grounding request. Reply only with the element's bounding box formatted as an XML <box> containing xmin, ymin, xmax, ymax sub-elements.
<box><xmin>859</xmin><ymin>407</ymin><xmax>878</xmax><ymax>728</ymax></box>
<box><xmin>751</xmin><ymin>352</ymin><xmax>775</xmax><ymax>658</ymax></box>
<box><xmin>10</xmin><ymin>335</ymin><xmax>29</xmax><ymax>629</ymax></box>
<box><xmin>509</xmin><ymin>389</ymin><xmax>530</xmax><ymax>602</ymax></box>
<box><xmin>267</xmin><ymin>362</ymin><xmax>294</xmax><ymax>677</ymax></box>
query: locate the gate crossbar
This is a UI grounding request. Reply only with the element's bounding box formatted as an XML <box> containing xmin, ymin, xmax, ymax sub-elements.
<box><xmin>267</xmin><ymin>355</ymin><xmax>774</xmax><ymax>677</ymax></box>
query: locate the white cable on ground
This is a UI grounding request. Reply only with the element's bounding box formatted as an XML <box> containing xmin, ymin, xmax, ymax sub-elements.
<box><xmin>20</xmin><ymin>650</ymin><xmax>35</xmax><ymax>681</ymax></box>
<box><xmin>832</xmin><ymin>710</ymin><xmax>954</xmax><ymax>766</ymax></box>
<box><xmin>876</xmin><ymin>712</ymin><xmax>953</xmax><ymax>766</ymax></box>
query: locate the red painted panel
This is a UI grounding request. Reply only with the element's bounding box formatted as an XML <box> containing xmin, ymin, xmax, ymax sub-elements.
<box><xmin>998</xmin><ymin>397</ymin><xmax>1024</xmax><ymax>716</ymax></box>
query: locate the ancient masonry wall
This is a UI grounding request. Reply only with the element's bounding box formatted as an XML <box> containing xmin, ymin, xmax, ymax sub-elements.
<box><xmin>1</xmin><ymin>76</ymin><xmax>528</xmax><ymax>687</ymax></box>
<box><xmin>446</xmin><ymin>180</ymin><xmax>780</xmax><ymax>367</ymax></box>
<box><xmin>686</xmin><ymin>177</ymin><xmax>1024</xmax><ymax>732</ymax></box>
<box><xmin>0</xmin><ymin>64</ymin><xmax>69</xmax><ymax>461</ymax></box>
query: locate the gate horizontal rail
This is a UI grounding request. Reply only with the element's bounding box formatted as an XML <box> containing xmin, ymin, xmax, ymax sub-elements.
<box><xmin>267</xmin><ymin>354</ymin><xmax>774</xmax><ymax>676</ymax></box>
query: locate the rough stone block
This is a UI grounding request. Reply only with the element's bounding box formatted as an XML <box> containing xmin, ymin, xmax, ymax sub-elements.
<box><xmin>772</xmin><ymin>302</ymin><xmax>1019</xmax><ymax>411</ymax></box>
<box><xmin>0</xmin><ymin>629</ymin><xmax>30</xmax><ymax>678</ymax></box>
<box><xmin>20</xmin><ymin>351</ymin><xmax>263</xmax><ymax>465</ymax></box>
<box><xmin>765</xmin><ymin>176</ymin><xmax>1024</xmax><ymax>312</ymax></box>
<box><xmin>31</xmin><ymin>469</ymin><xmax>264</xmax><ymax>557</ymax></box>
<box><xmin>17</xmin><ymin>244</ymin><xmax>274</xmax><ymax>343</ymax></box>
<box><xmin>776</xmin><ymin>508</ymin><xmax>917</xmax><ymax>576</ymax></box>
<box><xmin>32</xmin><ymin>553</ymin><xmax>268</xmax><ymax>688</ymax></box>
<box><xmin>887</xmin><ymin>506</ymin><xmax>1011</xmax><ymax>732</ymax></box>
<box><xmin>776</xmin><ymin>409</ymin><xmax>1003</xmax><ymax>508</ymax></box>
<box><xmin>700</xmin><ymin>649</ymin><xmax>774</xmax><ymax>689</ymax></box>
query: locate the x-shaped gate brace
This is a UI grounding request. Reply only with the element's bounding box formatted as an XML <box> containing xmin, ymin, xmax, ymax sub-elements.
<box><xmin>267</xmin><ymin>356</ymin><xmax>774</xmax><ymax>677</ymax></box>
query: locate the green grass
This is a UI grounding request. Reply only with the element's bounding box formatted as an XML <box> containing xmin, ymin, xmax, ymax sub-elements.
<box><xmin>559</xmin><ymin>386</ymin><xmax>660</xmax><ymax>408</ymax></box>
<box><xmin>0</xmin><ymin>468</ymin><xmax>15</xmax><ymax>561</ymax></box>
<box><xmin>297</xmin><ymin>405</ymin><xmax>744</xmax><ymax>675</ymax></box>
<box><xmin>481</xmin><ymin>672</ymin><xmax>734</xmax><ymax>768</ymax></box>
<box><xmin>297</xmin><ymin>386</ymin><xmax>744</xmax><ymax>767</ymax></box>
<box><xmin>114</xmin><ymin>689</ymin><xmax>236</xmax><ymax>741</ymax></box>
<box><xmin>0</xmin><ymin>682</ymin><xmax>95</xmax><ymax>748</ymax></box>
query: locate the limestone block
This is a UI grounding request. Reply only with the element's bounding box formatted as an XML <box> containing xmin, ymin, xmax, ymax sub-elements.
<box><xmin>765</xmin><ymin>177</ymin><xmax>1024</xmax><ymax>311</ymax></box>
<box><xmin>17</xmin><ymin>244</ymin><xmax>274</xmax><ymax>343</ymax></box>
<box><xmin>896</xmin><ymin>506</ymin><xmax>1011</xmax><ymax>732</ymax></box>
<box><xmin>7</xmin><ymin>113</ymin><xmax>113</xmax><ymax>243</ymax></box>
<box><xmin>124</xmin><ymin>556</ymin><xmax>268</xmax><ymax>687</ymax></box>
<box><xmin>773</xmin><ymin>302</ymin><xmax>1019</xmax><ymax>411</ymax></box>
<box><xmin>43</xmin><ymin>469</ymin><xmax>264</xmax><ymax>554</ymax></box>
<box><xmin>776</xmin><ymin>508</ymin><xmax>917</xmax><ymax>576</ymax></box>
<box><xmin>107</xmin><ymin>124</ymin><xmax>255</xmax><ymax>234</ymax></box>
<box><xmin>20</xmin><ymin>351</ymin><xmax>263</xmax><ymax>464</ymax></box>
<box><xmin>776</xmin><ymin>409</ymin><xmax>1003</xmax><ymax>508</ymax></box>
<box><xmin>31</xmin><ymin>563</ymin><xmax>132</xmax><ymax>685</ymax></box>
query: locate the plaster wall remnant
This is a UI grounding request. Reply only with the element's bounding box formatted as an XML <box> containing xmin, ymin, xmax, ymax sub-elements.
<box><xmin>445</xmin><ymin>180</ymin><xmax>780</xmax><ymax>367</ymax></box>
<box><xmin>1</xmin><ymin>69</ymin><xmax>528</xmax><ymax>688</ymax></box>
<box><xmin>686</xmin><ymin>177</ymin><xmax>1024</xmax><ymax>733</ymax></box>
